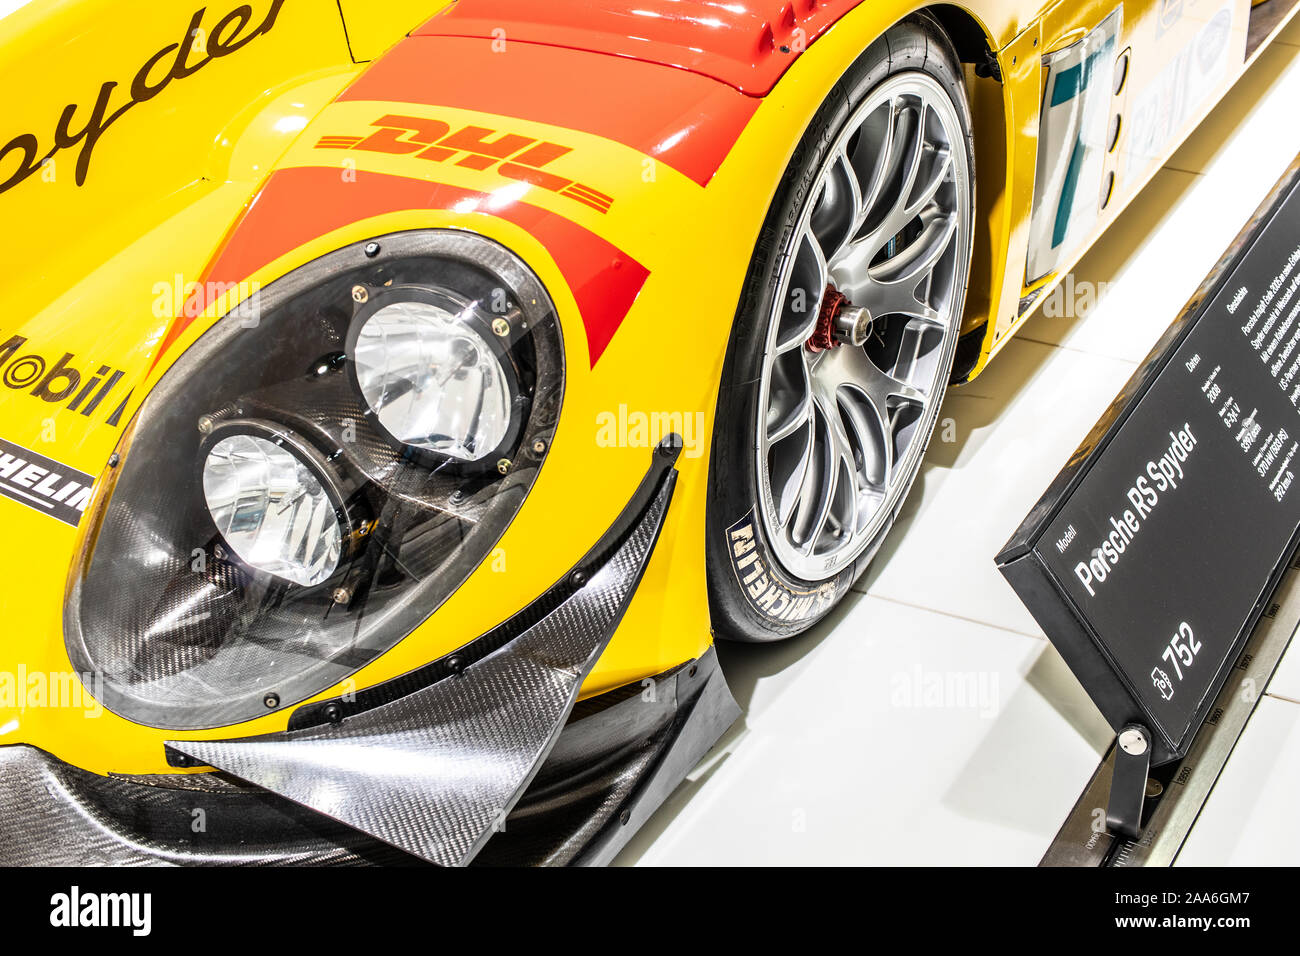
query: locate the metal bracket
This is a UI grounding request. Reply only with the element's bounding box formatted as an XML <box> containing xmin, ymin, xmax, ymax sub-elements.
<box><xmin>1105</xmin><ymin>724</ymin><xmax>1152</xmax><ymax>839</ymax></box>
<box><xmin>974</xmin><ymin>47</ymin><xmax>1003</xmax><ymax>82</ymax></box>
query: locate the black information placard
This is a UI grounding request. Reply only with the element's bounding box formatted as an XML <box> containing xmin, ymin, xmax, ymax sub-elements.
<box><xmin>999</xmin><ymin>161</ymin><xmax>1300</xmax><ymax>764</ymax></box>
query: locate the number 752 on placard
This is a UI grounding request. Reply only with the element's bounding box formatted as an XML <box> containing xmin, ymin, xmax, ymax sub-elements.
<box><xmin>1161</xmin><ymin>622</ymin><xmax>1202</xmax><ymax>681</ymax></box>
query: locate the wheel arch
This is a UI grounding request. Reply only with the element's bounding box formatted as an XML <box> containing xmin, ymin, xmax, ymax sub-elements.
<box><xmin>919</xmin><ymin>3</ymin><xmax>1016</xmax><ymax>383</ymax></box>
<box><xmin>926</xmin><ymin>3</ymin><xmax>999</xmax><ymax>62</ymax></box>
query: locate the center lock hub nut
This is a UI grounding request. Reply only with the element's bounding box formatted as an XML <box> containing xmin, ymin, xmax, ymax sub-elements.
<box><xmin>807</xmin><ymin>285</ymin><xmax>873</xmax><ymax>352</ymax></box>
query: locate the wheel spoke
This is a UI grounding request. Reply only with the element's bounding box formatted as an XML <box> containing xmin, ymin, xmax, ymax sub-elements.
<box><xmin>789</xmin><ymin>413</ymin><xmax>833</xmax><ymax>546</ymax></box>
<box><xmin>817</xmin><ymin>345</ymin><xmax>925</xmax><ymax>409</ymax></box>
<box><xmin>839</xmin><ymin>387</ymin><xmax>891</xmax><ymax>489</ymax></box>
<box><xmin>834</xmin><ymin>120</ymin><xmax>953</xmax><ymax>281</ymax></box>
<box><xmin>807</xmin><ymin>378</ymin><xmax>863</xmax><ymax>551</ymax></box>
<box><xmin>768</xmin><ymin>379</ymin><xmax>812</xmax><ymax>443</ymax></box>
<box><xmin>903</xmin><ymin>144</ymin><xmax>953</xmax><ymax>223</ymax></box>
<box><xmin>854</xmin><ymin>99</ymin><xmax>898</xmax><ymax>219</ymax></box>
<box><xmin>811</xmin><ymin>152</ymin><xmax>861</xmax><ymax>252</ymax></box>
<box><xmin>893</xmin><ymin>322</ymin><xmax>929</xmax><ymax>384</ymax></box>
<box><xmin>863</xmin><ymin>277</ymin><xmax>944</xmax><ymax>327</ymax></box>
<box><xmin>894</xmin><ymin>104</ymin><xmax>927</xmax><ymax>219</ymax></box>
<box><xmin>832</xmin><ymin>251</ymin><xmax>946</xmax><ymax>326</ymax></box>
<box><xmin>836</xmin><ymin>147</ymin><xmax>870</xmax><ymax>240</ymax></box>
<box><xmin>769</xmin><ymin>413</ymin><xmax>814</xmax><ymax>526</ymax></box>
<box><xmin>774</xmin><ymin>229</ymin><xmax>829</xmax><ymax>353</ymax></box>
<box><xmin>869</xmin><ymin>207</ymin><xmax>957</xmax><ymax>287</ymax></box>
<box><xmin>831</xmin><ymin>452</ymin><xmax>858</xmax><ymax>540</ymax></box>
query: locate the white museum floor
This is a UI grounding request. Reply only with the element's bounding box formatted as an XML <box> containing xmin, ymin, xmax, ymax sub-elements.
<box><xmin>618</xmin><ymin>17</ymin><xmax>1300</xmax><ymax>866</ymax></box>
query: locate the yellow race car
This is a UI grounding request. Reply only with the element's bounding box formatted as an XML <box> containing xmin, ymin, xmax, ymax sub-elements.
<box><xmin>0</xmin><ymin>0</ymin><xmax>1288</xmax><ymax>865</ymax></box>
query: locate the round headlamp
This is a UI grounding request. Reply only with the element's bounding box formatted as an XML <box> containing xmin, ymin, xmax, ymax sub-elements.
<box><xmin>348</xmin><ymin>288</ymin><xmax>522</xmax><ymax>465</ymax></box>
<box><xmin>65</xmin><ymin>231</ymin><xmax>563</xmax><ymax>729</ymax></box>
<box><xmin>200</xmin><ymin>421</ymin><xmax>358</xmax><ymax>587</ymax></box>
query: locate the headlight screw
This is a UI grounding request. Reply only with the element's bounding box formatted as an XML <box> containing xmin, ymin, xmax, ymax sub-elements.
<box><xmin>496</xmin><ymin>458</ymin><xmax>512</xmax><ymax>475</ymax></box>
<box><xmin>197</xmin><ymin>414</ymin><xmax>215</xmax><ymax>435</ymax></box>
<box><xmin>263</xmin><ymin>693</ymin><xmax>280</xmax><ymax>709</ymax></box>
<box><xmin>447</xmin><ymin>656</ymin><xmax>464</xmax><ymax>676</ymax></box>
<box><xmin>331</xmin><ymin>587</ymin><xmax>352</xmax><ymax>606</ymax></box>
<box><xmin>532</xmin><ymin>439</ymin><xmax>547</xmax><ymax>456</ymax></box>
<box><xmin>364</xmin><ymin>242</ymin><xmax>381</xmax><ymax>259</ymax></box>
<box><xmin>351</xmin><ymin>285</ymin><xmax>369</xmax><ymax>304</ymax></box>
<box><xmin>491</xmin><ymin>317</ymin><xmax>510</xmax><ymax>337</ymax></box>
<box><xmin>323</xmin><ymin>703</ymin><xmax>344</xmax><ymax>724</ymax></box>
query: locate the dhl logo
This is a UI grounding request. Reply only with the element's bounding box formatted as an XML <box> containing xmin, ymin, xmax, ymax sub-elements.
<box><xmin>316</xmin><ymin>114</ymin><xmax>614</xmax><ymax>214</ymax></box>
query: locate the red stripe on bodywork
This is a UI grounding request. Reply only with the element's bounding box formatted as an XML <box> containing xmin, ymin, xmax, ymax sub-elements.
<box><xmin>153</xmin><ymin>167</ymin><xmax>648</xmax><ymax>370</ymax></box>
<box><xmin>338</xmin><ymin>36</ymin><xmax>759</xmax><ymax>187</ymax></box>
<box><xmin>415</xmin><ymin>0</ymin><xmax>866</xmax><ymax>96</ymax></box>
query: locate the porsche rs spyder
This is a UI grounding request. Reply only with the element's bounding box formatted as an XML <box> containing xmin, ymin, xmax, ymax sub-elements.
<box><xmin>0</xmin><ymin>0</ymin><xmax>1289</xmax><ymax>865</ymax></box>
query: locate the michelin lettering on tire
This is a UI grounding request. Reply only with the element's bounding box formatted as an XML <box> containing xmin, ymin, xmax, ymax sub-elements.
<box><xmin>727</xmin><ymin>511</ymin><xmax>839</xmax><ymax>624</ymax></box>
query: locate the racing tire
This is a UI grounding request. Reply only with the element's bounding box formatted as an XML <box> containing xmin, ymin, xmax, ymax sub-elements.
<box><xmin>706</xmin><ymin>14</ymin><xmax>977</xmax><ymax>642</ymax></box>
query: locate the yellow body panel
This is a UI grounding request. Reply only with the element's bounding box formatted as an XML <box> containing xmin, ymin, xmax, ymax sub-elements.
<box><xmin>1</xmin><ymin>0</ymin><xmax>1296</xmax><ymax>775</ymax></box>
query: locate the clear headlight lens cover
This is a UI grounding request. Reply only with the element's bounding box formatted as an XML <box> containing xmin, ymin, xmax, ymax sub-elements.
<box><xmin>201</xmin><ymin>430</ymin><xmax>343</xmax><ymax>588</ymax></box>
<box><xmin>65</xmin><ymin>231</ymin><xmax>563</xmax><ymax>729</ymax></box>
<box><xmin>351</xmin><ymin>295</ymin><xmax>515</xmax><ymax>462</ymax></box>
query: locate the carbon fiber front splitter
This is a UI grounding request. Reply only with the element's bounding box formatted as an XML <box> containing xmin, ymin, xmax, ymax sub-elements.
<box><xmin>0</xmin><ymin>441</ymin><xmax>739</xmax><ymax>866</ymax></box>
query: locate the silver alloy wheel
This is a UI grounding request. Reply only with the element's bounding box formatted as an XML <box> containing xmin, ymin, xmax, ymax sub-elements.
<box><xmin>755</xmin><ymin>72</ymin><xmax>972</xmax><ymax>582</ymax></box>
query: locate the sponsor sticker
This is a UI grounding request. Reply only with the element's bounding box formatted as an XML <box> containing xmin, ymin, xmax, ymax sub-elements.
<box><xmin>316</xmin><ymin>113</ymin><xmax>615</xmax><ymax>214</ymax></box>
<box><xmin>0</xmin><ymin>331</ymin><xmax>130</xmax><ymax>426</ymax></box>
<box><xmin>727</xmin><ymin>511</ymin><xmax>838</xmax><ymax>624</ymax></box>
<box><xmin>0</xmin><ymin>436</ymin><xmax>95</xmax><ymax>526</ymax></box>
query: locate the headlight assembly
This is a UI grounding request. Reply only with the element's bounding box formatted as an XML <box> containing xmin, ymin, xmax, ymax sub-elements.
<box><xmin>65</xmin><ymin>231</ymin><xmax>564</xmax><ymax>729</ymax></box>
